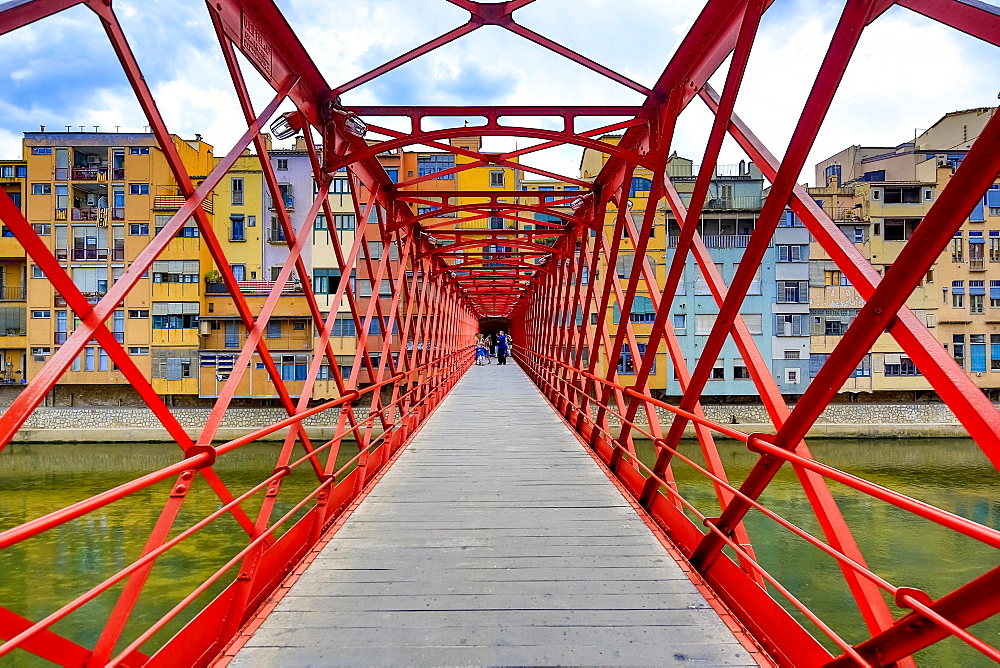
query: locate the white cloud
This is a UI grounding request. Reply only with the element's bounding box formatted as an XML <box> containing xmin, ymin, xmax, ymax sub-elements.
<box><xmin>0</xmin><ymin>0</ymin><xmax>995</xmax><ymax>188</ymax></box>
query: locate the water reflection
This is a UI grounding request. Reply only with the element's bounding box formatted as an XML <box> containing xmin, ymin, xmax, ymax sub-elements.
<box><xmin>0</xmin><ymin>439</ymin><xmax>996</xmax><ymax>666</ymax></box>
<box><xmin>0</xmin><ymin>441</ymin><xmax>358</xmax><ymax>666</ymax></box>
<box><xmin>632</xmin><ymin>437</ymin><xmax>1000</xmax><ymax>666</ymax></box>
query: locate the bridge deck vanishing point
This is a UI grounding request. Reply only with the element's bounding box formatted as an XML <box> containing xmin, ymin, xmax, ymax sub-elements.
<box><xmin>231</xmin><ymin>362</ymin><xmax>757</xmax><ymax>666</ymax></box>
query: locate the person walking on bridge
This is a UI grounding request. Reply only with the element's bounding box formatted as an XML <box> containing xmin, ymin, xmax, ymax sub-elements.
<box><xmin>496</xmin><ymin>330</ymin><xmax>512</xmax><ymax>365</ymax></box>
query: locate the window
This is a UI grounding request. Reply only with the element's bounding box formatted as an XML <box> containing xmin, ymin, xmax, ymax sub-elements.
<box><xmin>629</xmin><ymin>177</ymin><xmax>652</xmax><ymax>197</ymax></box>
<box><xmin>489</xmin><ymin>212</ymin><xmax>505</xmax><ymax>229</ymax></box>
<box><xmin>313</xmin><ymin>269</ymin><xmax>347</xmax><ymax>295</ymax></box>
<box><xmin>230</xmin><ymin>214</ymin><xmax>245</xmax><ymax>241</ymax></box>
<box><xmin>694</xmin><ymin>313</ymin><xmax>715</xmax><ymax>335</ymax></box>
<box><xmin>694</xmin><ymin>263</ymin><xmax>723</xmax><ymax>295</ymax></box>
<box><xmin>330</xmin><ymin>177</ymin><xmax>350</xmax><ymax>193</ymax></box>
<box><xmin>883</xmin><ymin>186</ymin><xmax>921</xmax><ymax>204</ymax></box>
<box><xmin>128</xmin><ymin>346</ymin><xmax>149</xmax><ymax>355</ymax></box>
<box><xmin>489</xmin><ymin>171</ymin><xmax>505</xmax><ymax>187</ymax></box>
<box><xmin>231</xmin><ymin>264</ymin><xmax>246</xmax><ymax>281</ymax></box>
<box><xmin>247</xmin><ymin>215</ymin><xmax>256</xmax><ymax>227</ymax></box>
<box><xmin>952</xmin><ymin>334</ymin><xmax>965</xmax><ymax>369</ymax></box>
<box><xmin>777</xmin><ymin>280</ymin><xmax>809</xmax><ymax>303</ymax></box>
<box><xmin>334</xmin><ymin>214</ymin><xmax>355</xmax><ymax>230</ymax></box>
<box><xmin>267</xmin><ymin>321</ymin><xmax>282</xmax><ymax>338</ymax></box>
<box><xmin>952</xmin><ymin>237</ymin><xmax>964</xmax><ymax>262</ymax></box>
<box><xmin>152</xmin><ymin>302</ymin><xmax>199</xmax><ymax>329</ymax></box>
<box><xmin>710</xmin><ymin>362</ymin><xmax>725</xmax><ymax>380</ymax></box>
<box><xmin>971</xmin><ymin>333</ymin><xmax>987</xmax><ymax>372</ymax></box>
<box><xmin>129</xmin><ymin>183</ymin><xmax>149</xmax><ymax>195</ymax></box>
<box><xmin>385</xmin><ymin>168</ymin><xmax>398</xmax><ymax>183</ymax></box>
<box><xmin>741</xmin><ymin>313</ymin><xmax>763</xmax><ymax>335</ymax></box>
<box><xmin>276</xmin><ymin>158</ymin><xmax>288</xmax><ymax>171</ymax></box>
<box><xmin>31</xmin><ymin>310</ymin><xmax>50</xmax><ymax>319</ymax></box>
<box><xmin>952</xmin><ymin>280</ymin><xmax>964</xmax><ymax>308</ymax></box>
<box><xmin>129</xmin><ymin>223</ymin><xmax>149</xmax><ymax>235</ymax></box>
<box><xmin>776</xmin><ymin>313</ymin><xmax>808</xmax><ymax>336</ymax></box>
<box><xmin>785</xmin><ymin>368</ymin><xmax>800</xmax><ymax>384</ymax></box>
<box><xmin>733</xmin><ymin>363</ymin><xmax>751</xmax><ymax>379</ymax></box>
<box><xmin>991</xmin><ymin>234</ymin><xmax>1000</xmax><ymax>262</ymax></box>
<box><xmin>31</xmin><ymin>265</ymin><xmax>44</xmax><ymax>279</ymax></box>
<box><xmin>991</xmin><ymin>280</ymin><xmax>1000</xmax><ymax>308</ymax></box>
<box><xmin>784</xmin><ymin>350</ymin><xmax>800</xmax><ymax>360</ymax></box>
<box><xmin>231</xmin><ymin>177</ymin><xmax>244</xmax><ymax>205</ymax></box>
<box><xmin>128</xmin><ymin>147</ymin><xmax>150</xmax><ymax>155</ymax></box>
<box><xmin>811</xmin><ymin>309</ymin><xmax>856</xmax><ymax>336</ymax></box>
<box><xmin>992</xmin><ymin>334</ymin><xmax>1000</xmax><ymax>371</ymax></box>
<box><xmin>672</xmin><ymin>313</ymin><xmax>686</xmax><ymax>330</ymax></box>
<box><xmin>884</xmin><ymin>354</ymin><xmax>921</xmax><ymax>376</ymax></box>
<box><xmin>825</xmin><ymin>270</ymin><xmax>850</xmax><ymax>286</ymax></box>
<box><xmin>129</xmin><ymin>309</ymin><xmax>149</xmax><ymax>318</ymax></box>
<box><xmin>417</xmin><ymin>154</ymin><xmax>455</xmax><ymax>179</ymax></box>
<box><xmin>152</xmin><ymin>260</ymin><xmax>199</xmax><ymax>284</ymax></box>
<box><xmin>776</xmin><ymin>245</ymin><xmax>805</xmax><ymax>262</ymax></box>
<box><xmin>331</xmin><ymin>316</ymin><xmax>356</xmax><ymax>337</ymax></box>
<box><xmin>31</xmin><ymin>183</ymin><xmax>51</xmax><ymax>195</ymax></box>
<box><xmin>274</xmin><ymin>353</ymin><xmax>309</xmax><ymax>381</ymax></box>
<box><xmin>32</xmin><ymin>147</ymin><xmax>53</xmax><ymax>155</ymax></box>
<box><xmin>883</xmin><ymin>218</ymin><xmax>919</xmax><ymax>241</ymax></box>
<box><xmin>970</xmin><ymin>280</ymin><xmax>985</xmax><ymax>314</ymax></box>
<box><xmin>617</xmin><ymin>343</ymin><xmax>652</xmax><ymax>375</ymax></box>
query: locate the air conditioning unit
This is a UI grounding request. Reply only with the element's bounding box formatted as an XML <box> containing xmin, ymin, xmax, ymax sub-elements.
<box><xmin>86</xmin><ymin>155</ymin><xmax>101</xmax><ymax>165</ymax></box>
<box><xmin>200</xmin><ymin>320</ymin><xmax>211</xmax><ymax>336</ymax></box>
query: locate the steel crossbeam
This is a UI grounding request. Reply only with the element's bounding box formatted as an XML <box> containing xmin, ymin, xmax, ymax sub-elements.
<box><xmin>0</xmin><ymin>0</ymin><xmax>998</xmax><ymax>665</ymax></box>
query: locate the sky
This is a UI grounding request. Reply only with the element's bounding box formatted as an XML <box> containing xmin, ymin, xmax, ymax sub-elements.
<box><xmin>0</xmin><ymin>0</ymin><xmax>997</xmax><ymax>187</ymax></box>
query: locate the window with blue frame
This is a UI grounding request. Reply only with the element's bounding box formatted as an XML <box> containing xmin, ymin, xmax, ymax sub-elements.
<box><xmin>417</xmin><ymin>154</ymin><xmax>455</xmax><ymax>179</ymax></box>
<box><xmin>629</xmin><ymin>177</ymin><xmax>652</xmax><ymax>197</ymax></box>
<box><xmin>971</xmin><ymin>334</ymin><xmax>987</xmax><ymax>373</ymax></box>
<box><xmin>331</xmin><ymin>316</ymin><xmax>357</xmax><ymax>337</ymax></box>
<box><xmin>612</xmin><ymin>296</ymin><xmax>656</xmax><ymax>323</ymax></box>
<box><xmin>824</xmin><ymin>164</ymin><xmax>842</xmax><ymax>186</ymax></box>
<box><xmin>230</xmin><ymin>214</ymin><xmax>245</xmax><ymax>241</ymax></box>
<box><xmin>385</xmin><ymin>168</ymin><xmax>399</xmax><ymax>183</ymax></box>
<box><xmin>617</xmin><ymin>343</ymin><xmax>653</xmax><ymax>374</ymax></box>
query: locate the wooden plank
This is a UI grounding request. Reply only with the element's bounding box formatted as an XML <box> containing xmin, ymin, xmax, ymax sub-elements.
<box><xmin>233</xmin><ymin>364</ymin><xmax>757</xmax><ymax>667</ymax></box>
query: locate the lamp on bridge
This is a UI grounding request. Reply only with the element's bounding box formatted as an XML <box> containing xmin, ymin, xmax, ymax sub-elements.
<box><xmin>270</xmin><ymin>111</ymin><xmax>303</xmax><ymax>140</ymax></box>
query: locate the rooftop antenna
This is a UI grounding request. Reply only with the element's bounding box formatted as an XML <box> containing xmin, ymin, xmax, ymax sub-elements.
<box><xmin>115</xmin><ymin>126</ymin><xmax>121</xmax><ymax>133</ymax></box>
<box><xmin>65</xmin><ymin>126</ymin><xmax>71</xmax><ymax>132</ymax></box>
<box><xmin>78</xmin><ymin>125</ymin><xmax>85</xmax><ymax>132</ymax></box>
<box><xmin>93</xmin><ymin>126</ymin><xmax>99</xmax><ymax>133</ymax></box>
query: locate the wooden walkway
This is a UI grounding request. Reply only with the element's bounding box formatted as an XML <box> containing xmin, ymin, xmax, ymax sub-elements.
<box><xmin>232</xmin><ymin>362</ymin><xmax>757</xmax><ymax>666</ymax></box>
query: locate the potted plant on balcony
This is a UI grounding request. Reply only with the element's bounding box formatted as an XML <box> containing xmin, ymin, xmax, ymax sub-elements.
<box><xmin>205</xmin><ymin>269</ymin><xmax>223</xmax><ymax>284</ymax></box>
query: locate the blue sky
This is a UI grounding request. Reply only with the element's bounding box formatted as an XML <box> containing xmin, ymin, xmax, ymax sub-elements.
<box><xmin>0</xmin><ymin>0</ymin><xmax>997</xmax><ymax>185</ymax></box>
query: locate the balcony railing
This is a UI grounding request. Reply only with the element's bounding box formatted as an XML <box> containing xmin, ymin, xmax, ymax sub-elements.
<box><xmin>0</xmin><ymin>286</ymin><xmax>26</xmax><ymax>300</ymax></box>
<box><xmin>668</xmin><ymin>234</ymin><xmax>771</xmax><ymax>249</ymax></box>
<box><xmin>267</xmin><ymin>196</ymin><xmax>294</xmax><ymax>211</ymax></box>
<box><xmin>970</xmin><ymin>257</ymin><xmax>986</xmax><ymax>271</ymax></box>
<box><xmin>267</xmin><ymin>228</ymin><xmax>288</xmax><ymax>244</ymax></box>
<box><xmin>153</xmin><ymin>195</ymin><xmax>214</xmax><ymax>214</ymax></box>
<box><xmin>206</xmin><ymin>279</ymin><xmax>302</xmax><ymax>294</ymax></box>
<box><xmin>703</xmin><ymin>195</ymin><xmax>762</xmax><ymax>210</ymax></box>
<box><xmin>822</xmin><ymin>205</ymin><xmax>865</xmax><ymax>221</ymax></box>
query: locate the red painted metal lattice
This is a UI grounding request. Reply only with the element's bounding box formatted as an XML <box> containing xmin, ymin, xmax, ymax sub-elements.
<box><xmin>0</xmin><ymin>0</ymin><xmax>999</xmax><ymax>666</ymax></box>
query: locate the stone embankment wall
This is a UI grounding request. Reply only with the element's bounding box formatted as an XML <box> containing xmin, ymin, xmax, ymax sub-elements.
<box><xmin>12</xmin><ymin>407</ymin><xmax>383</xmax><ymax>443</ymax></box>
<box><xmin>6</xmin><ymin>402</ymin><xmax>979</xmax><ymax>442</ymax></box>
<box><xmin>605</xmin><ymin>402</ymin><xmax>971</xmax><ymax>438</ymax></box>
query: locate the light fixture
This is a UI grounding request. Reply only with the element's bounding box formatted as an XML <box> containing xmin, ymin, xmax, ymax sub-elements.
<box><xmin>342</xmin><ymin>112</ymin><xmax>367</xmax><ymax>138</ymax></box>
<box><xmin>570</xmin><ymin>196</ymin><xmax>586</xmax><ymax>211</ymax></box>
<box><xmin>269</xmin><ymin>111</ymin><xmax>302</xmax><ymax>140</ymax></box>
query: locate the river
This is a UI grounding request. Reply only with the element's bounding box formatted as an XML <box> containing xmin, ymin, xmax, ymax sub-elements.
<box><xmin>0</xmin><ymin>438</ymin><xmax>997</xmax><ymax>666</ymax></box>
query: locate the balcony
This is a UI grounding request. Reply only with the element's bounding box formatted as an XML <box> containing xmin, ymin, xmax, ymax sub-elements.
<box><xmin>70</xmin><ymin>207</ymin><xmax>124</xmax><ymax>223</ymax></box>
<box><xmin>703</xmin><ymin>195</ymin><xmax>762</xmax><ymax>211</ymax></box>
<box><xmin>822</xmin><ymin>205</ymin><xmax>865</xmax><ymax>221</ymax></box>
<box><xmin>153</xmin><ymin>195</ymin><xmax>214</xmax><ymax>214</ymax></box>
<box><xmin>667</xmin><ymin>235</ymin><xmax>770</xmax><ymax>249</ymax></box>
<box><xmin>267</xmin><ymin>196</ymin><xmax>294</xmax><ymax>211</ymax></box>
<box><xmin>970</xmin><ymin>257</ymin><xmax>986</xmax><ymax>271</ymax></box>
<box><xmin>206</xmin><ymin>279</ymin><xmax>303</xmax><ymax>295</ymax></box>
<box><xmin>267</xmin><ymin>227</ymin><xmax>288</xmax><ymax>245</ymax></box>
<box><xmin>0</xmin><ymin>286</ymin><xmax>26</xmax><ymax>300</ymax></box>
<box><xmin>70</xmin><ymin>248</ymin><xmax>109</xmax><ymax>261</ymax></box>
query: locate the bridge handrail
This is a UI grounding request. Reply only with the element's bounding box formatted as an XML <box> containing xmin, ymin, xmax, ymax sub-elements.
<box><xmin>0</xmin><ymin>348</ymin><xmax>472</xmax><ymax>661</ymax></box>
<box><xmin>514</xmin><ymin>346</ymin><xmax>1000</xmax><ymax>664</ymax></box>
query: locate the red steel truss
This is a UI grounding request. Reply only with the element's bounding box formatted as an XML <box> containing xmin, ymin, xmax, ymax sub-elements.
<box><xmin>0</xmin><ymin>0</ymin><xmax>999</xmax><ymax>665</ymax></box>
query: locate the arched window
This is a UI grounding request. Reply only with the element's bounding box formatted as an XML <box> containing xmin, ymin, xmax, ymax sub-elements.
<box><xmin>615</xmin><ymin>253</ymin><xmax>657</xmax><ymax>279</ymax></box>
<box><xmin>630</xmin><ymin>177</ymin><xmax>652</xmax><ymax>197</ymax></box>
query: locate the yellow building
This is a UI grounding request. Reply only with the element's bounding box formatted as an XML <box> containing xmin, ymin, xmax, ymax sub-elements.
<box><xmin>21</xmin><ymin>131</ymin><xmax>214</xmax><ymax>400</ymax></box>
<box><xmin>0</xmin><ymin>158</ymin><xmax>28</xmax><ymax>383</ymax></box>
<box><xmin>810</xmin><ymin>106</ymin><xmax>1000</xmax><ymax>397</ymax></box>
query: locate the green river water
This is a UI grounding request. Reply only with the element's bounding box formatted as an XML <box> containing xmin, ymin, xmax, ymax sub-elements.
<box><xmin>0</xmin><ymin>438</ymin><xmax>997</xmax><ymax>666</ymax></box>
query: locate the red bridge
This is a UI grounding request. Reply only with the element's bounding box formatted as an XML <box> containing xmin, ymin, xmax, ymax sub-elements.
<box><xmin>1</xmin><ymin>0</ymin><xmax>999</xmax><ymax>666</ymax></box>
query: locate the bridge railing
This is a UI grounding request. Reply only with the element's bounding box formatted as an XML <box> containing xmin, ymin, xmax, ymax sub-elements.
<box><xmin>0</xmin><ymin>349</ymin><xmax>472</xmax><ymax>665</ymax></box>
<box><xmin>514</xmin><ymin>341</ymin><xmax>1000</xmax><ymax>666</ymax></box>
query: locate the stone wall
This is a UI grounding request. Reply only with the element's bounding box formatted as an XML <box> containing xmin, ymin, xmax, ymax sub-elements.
<box><xmin>7</xmin><ymin>401</ymin><xmax>979</xmax><ymax>442</ymax></box>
